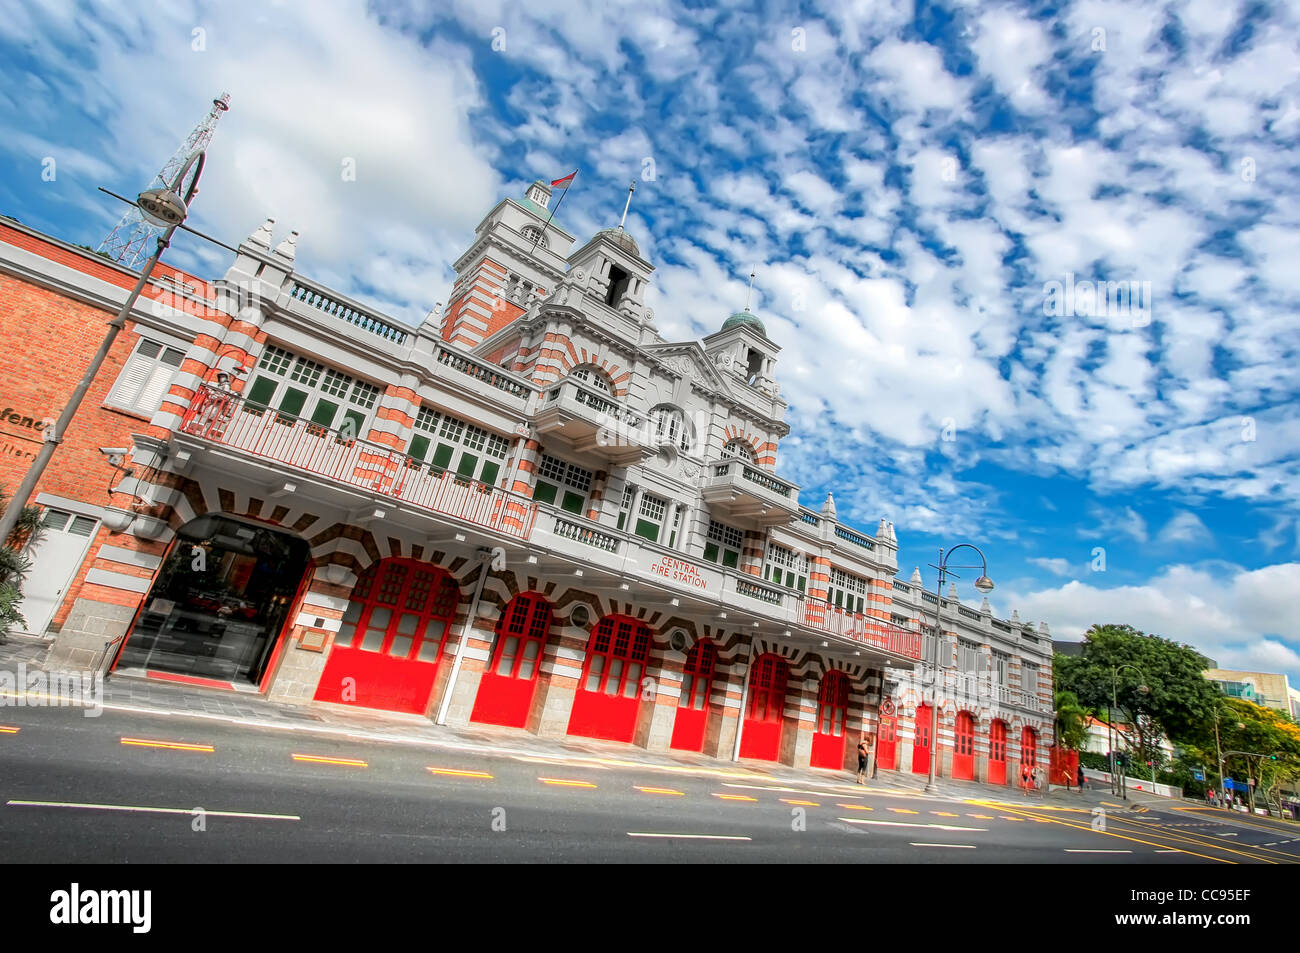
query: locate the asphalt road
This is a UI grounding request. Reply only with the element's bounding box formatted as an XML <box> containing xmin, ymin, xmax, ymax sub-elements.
<box><xmin>2</xmin><ymin>704</ymin><xmax>1298</xmax><ymax>863</ymax></box>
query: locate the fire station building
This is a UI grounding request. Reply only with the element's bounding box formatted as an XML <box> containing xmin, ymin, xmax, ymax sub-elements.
<box><xmin>0</xmin><ymin>181</ymin><xmax>1055</xmax><ymax>782</ymax></box>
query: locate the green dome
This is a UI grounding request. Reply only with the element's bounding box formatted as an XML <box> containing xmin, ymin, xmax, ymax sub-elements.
<box><xmin>722</xmin><ymin>310</ymin><xmax>766</xmax><ymax>336</ymax></box>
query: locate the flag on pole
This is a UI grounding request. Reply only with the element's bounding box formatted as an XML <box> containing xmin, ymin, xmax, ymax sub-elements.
<box><xmin>532</xmin><ymin>171</ymin><xmax>577</xmax><ymax>253</ymax></box>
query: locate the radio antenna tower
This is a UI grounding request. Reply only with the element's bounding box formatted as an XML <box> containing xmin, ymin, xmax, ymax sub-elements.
<box><xmin>97</xmin><ymin>93</ymin><xmax>231</xmax><ymax>269</ymax></box>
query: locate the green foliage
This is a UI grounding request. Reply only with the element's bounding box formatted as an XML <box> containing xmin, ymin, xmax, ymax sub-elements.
<box><xmin>1054</xmin><ymin>623</ymin><xmax>1220</xmax><ymax>757</ymax></box>
<box><xmin>1054</xmin><ymin>689</ymin><xmax>1090</xmax><ymax>751</ymax></box>
<box><xmin>1078</xmin><ymin>751</ymin><xmax>1110</xmax><ymax>771</ymax></box>
<box><xmin>0</xmin><ymin>488</ymin><xmax>46</xmax><ymax>639</ymax></box>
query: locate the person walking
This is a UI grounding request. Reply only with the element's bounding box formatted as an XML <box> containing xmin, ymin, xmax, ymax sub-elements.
<box><xmin>856</xmin><ymin>738</ymin><xmax>871</xmax><ymax>785</ymax></box>
<box><xmin>1077</xmin><ymin>763</ymin><xmax>1086</xmax><ymax>793</ymax></box>
<box><xmin>1021</xmin><ymin>759</ymin><xmax>1032</xmax><ymax>797</ymax></box>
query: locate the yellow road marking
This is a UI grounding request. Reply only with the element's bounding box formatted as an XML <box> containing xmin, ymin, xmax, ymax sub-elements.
<box><xmin>838</xmin><ymin>804</ymin><xmax>873</xmax><ymax>811</ymax></box>
<box><xmin>1000</xmin><ymin>816</ymin><xmax>1025</xmax><ymax>822</ymax></box>
<box><xmin>121</xmin><ymin>737</ymin><xmax>214</xmax><ymax>753</ymax></box>
<box><xmin>291</xmin><ymin>754</ymin><xmax>367</xmax><ymax>767</ymax></box>
<box><xmin>0</xmin><ymin>726</ymin><xmax>19</xmax><ymax>734</ymax></box>
<box><xmin>428</xmin><ymin>767</ymin><xmax>493</xmax><ymax>779</ymax></box>
<box><xmin>967</xmin><ymin>814</ymin><xmax>994</xmax><ymax>819</ymax></box>
<box><xmin>713</xmin><ymin>793</ymin><xmax>757</xmax><ymax>801</ymax></box>
<box><xmin>540</xmin><ymin>777</ymin><xmax>597</xmax><ymax>788</ymax></box>
<box><xmin>932</xmin><ymin>811</ymin><xmax>959</xmax><ymax>817</ymax></box>
<box><xmin>781</xmin><ymin>798</ymin><xmax>819</xmax><ymax>806</ymax></box>
<box><xmin>889</xmin><ymin>808</ymin><xmax>919</xmax><ymax>814</ymax></box>
<box><xmin>636</xmin><ymin>786</ymin><xmax>685</xmax><ymax>796</ymax></box>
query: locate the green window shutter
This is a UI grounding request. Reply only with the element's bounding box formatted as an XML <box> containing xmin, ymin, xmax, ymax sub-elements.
<box><xmin>797</xmin><ymin>575</ymin><xmax>806</xmax><ymax>592</ymax></box>
<box><xmin>408</xmin><ymin>434</ymin><xmax>430</xmax><ymax>462</ymax></box>
<box><xmin>617</xmin><ymin>512</ymin><xmax>627</xmax><ymax>531</ymax></box>
<box><xmin>341</xmin><ymin>409</ymin><xmax>365</xmax><ymax>442</ymax></box>
<box><xmin>310</xmin><ymin>398</ymin><xmax>338</xmax><ymax>428</ymax></box>
<box><xmin>634</xmin><ymin>519</ymin><xmax>659</xmax><ymax>543</ymax></box>
<box><xmin>722</xmin><ymin>549</ymin><xmax>739</xmax><ymax>569</ymax></box>
<box><xmin>785</xmin><ymin>571</ymin><xmax>795</xmax><ymax>589</ymax></box>
<box><xmin>456</xmin><ymin>451</ymin><xmax>479</xmax><ymax>479</ymax></box>
<box><xmin>533</xmin><ymin>481</ymin><xmax>558</xmax><ymax>505</ymax></box>
<box><xmin>278</xmin><ymin>387</ymin><xmax>308</xmax><ymax>419</ymax></box>
<box><xmin>246</xmin><ymin>375</ymin><xmax>277</xmax><ymax>407</ymax></box>
<box><xmin>432</xmin><ymin>443</ymin><xmax>454</xmax><ymax>469</ymax></box>
<box><xmin>703</xmin><ymin>543</ymin><xmax>719</xmax><ymax>563</ymax></box>
<box><xmin>668</xmin><ymin>531</ymin><xmax>677</xmax><ymax>548</ymax></box>
<box><xmin>480</xmin><ymin>460</ymin><xmax>500</xmax><ymax>487</ymax></box>
<box><xmin>561</xmin><ymin>491</ymin><xmax>584</xmax><ymax>514</ymax></box>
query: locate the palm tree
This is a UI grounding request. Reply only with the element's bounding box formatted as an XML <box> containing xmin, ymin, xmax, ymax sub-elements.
<box><xmin>1055</xmin><ymin>689</ymin><xmax>1090</xmax><ymax>751</ymax></box>
<box><xmin>0</xmin><ymin>487</ymin><xmax>46</xmax><ymax>641</ymax></box>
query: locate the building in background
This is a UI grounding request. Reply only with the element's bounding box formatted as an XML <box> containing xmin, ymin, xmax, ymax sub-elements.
<box><xmin>0</xmin><ymin>180</ymin><xmax>1054</xmax><ymax>782</ymax></box>
<box><xmin>1205</xmin><ymin>668</ymin><xmax>1299</xmax><ymax>719</ymax></box>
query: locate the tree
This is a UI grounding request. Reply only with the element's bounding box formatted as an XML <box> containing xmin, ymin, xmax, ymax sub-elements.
<box><xmin>1053</xmin><ymin>689</ymin><xmax>1090</xmax><ymax>751</ymax></box>
<box><xmin>1055</xmin><ymin>623</ymin><xmax>1221</xmax><ymax>762</ymax></box>
<box><xmin>0</xmin><ymin>488</ymin><xmax>45</xmax><ymax>640</ymax></box>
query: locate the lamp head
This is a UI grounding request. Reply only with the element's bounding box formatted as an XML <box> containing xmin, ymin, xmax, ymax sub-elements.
<box><xmin>136</xmin><ymin>186</ymin><xmax>189</xmax><ymax>227</ymax></box>
<box><xmin>974</xmin><ymin>575</ymin><xmax>995</xmax><ymax>594</ymax></box>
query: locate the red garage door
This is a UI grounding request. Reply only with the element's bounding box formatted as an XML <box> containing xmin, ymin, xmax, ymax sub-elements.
<box><xmin>1021</xmin><ymin>726</ymin><xmax>1038</xmax><ymax>780</ymax></box>
<box><xmin>953</xmin><ymin>710</ymin><xmax>975</xmax><ymax>781</ymax></box>
<box><xmin>567</xmin><ymin>616</ymin><xmax>651</xmax><ymax>743</ymax></box>
<box><xmin>988</xmin><ymin>719</ymin><xmax>1008</xmax><ymax>785</ymax></box>
<box><xmin>314</xmin><ymin>559</ymin><xmax>459</xmax><ymax>714</ymax></box>
<box><xmin>911</xmin><ymin>704</ymin><xmax>932</xmax><ymax>774</ymax></box>
<box><xmin>876</xmin><ymin>698</ymin><xmax>898</xmax><ymax>771</ymax></box>
<box><xmin>810</xmin><ymin>671</ymin><xmax>850</xmax><ymax>769</ymax></box>
<box><xmin>739</xmin><ymin>654</ymin><xmax>788</xmax><ymax>762</ymax></box>
<box><xmin>669</xmin><ymin>639</ymin><xmax>716</xmax><ymax>752</ymax></box>
<box><xmin>470</xmin><ymin>593</ymin><xmax>553</xmax><ymax>729</ymax></box>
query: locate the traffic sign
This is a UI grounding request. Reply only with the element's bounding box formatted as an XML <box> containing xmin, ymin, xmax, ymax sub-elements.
<box><xmin>1193</xmin><ymin>769</ymin><xmax>1205</xmax><ymax>781</ymax></box>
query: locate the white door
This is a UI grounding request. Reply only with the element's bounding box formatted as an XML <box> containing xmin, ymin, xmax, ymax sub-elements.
<box><xmin>20</xmin><ymin>509</ymin><xmax>98</xmax><ymax>635</ymax></box>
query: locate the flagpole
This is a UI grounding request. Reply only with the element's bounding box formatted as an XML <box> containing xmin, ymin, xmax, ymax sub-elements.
<box><xmin>531</xmin><ymin>172</ymin><xmax>576</xmax><ymax>255</ymax></box>
<box><xmin>618</xmin><ymin>181</ymin><xmax>635</xmax><ymax>230</ymax></box>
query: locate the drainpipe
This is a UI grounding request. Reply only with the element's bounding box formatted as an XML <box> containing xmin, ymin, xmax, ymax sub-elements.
<box><xmin>731</xmin><ymin>636</ymin><xmax>756</xmax><ymax>761</ymax></box>
<box><xmin>435</xmin><ymin>548</ymin><xmax>495</xmax><ymax>726</ymax></box>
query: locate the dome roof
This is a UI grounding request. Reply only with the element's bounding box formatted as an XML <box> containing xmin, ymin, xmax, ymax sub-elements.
<box><xmin>595</xmin><ymin>227</ymin><xmax>640</xmax><ymax>256</ymax></box>
<box><xmin>722</xmin><ymin>309</ymin><xmax>766</xmax><ymax>336</ymax></box>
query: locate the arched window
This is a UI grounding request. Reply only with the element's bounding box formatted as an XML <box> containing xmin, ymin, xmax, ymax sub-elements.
<box><xmin>569</xmin><ymin>364</ymin><xmax>612</xmax><ymax>394</ymax></box>
<box><xmin>747</xmin><ymin>654</ymin><xmax>789</xmax><ymax>723</ymax></box>
<box><xmin>1021</xmin><ymin>726</ymin><xmax>1038</xmax><ymax>770</ymax></box>
<box><xmin>521</xmin><ymin>225</ymin><xmax>548</xmax><ymax>248</ymax></box>
<box><xmin>489</xmin><ymin>592</ymin><xmax>553</xmax><ymax>679</ymax></box>
<box><xmin>581</xmin><ymin>615</ymin><xmax>652</xmax><ymax>699</ymax></box>
<box><xmin>722</xmin><ymin>439</ymin><xmax>756</xmax><ymax>462</ymax></box>
<box><xmin>679</xmin><ymin>639</ymin><xmax>717</xmax><ymax>711</ymax></box>
<box><xmin>652</xmin><ymin>404</ymin><xmax>692</xmax><ymax>452</ymax></box>
<box><xmin>816</xmin><ymin>671</ymin><xmax>850</xmax><ymax>737</ymax></box>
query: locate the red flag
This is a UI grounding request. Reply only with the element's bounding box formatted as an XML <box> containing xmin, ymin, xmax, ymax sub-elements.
<box><xmin>551</xmin><ymin>171</ymin><xmax>577</xmax><ymax>189</ymax></box>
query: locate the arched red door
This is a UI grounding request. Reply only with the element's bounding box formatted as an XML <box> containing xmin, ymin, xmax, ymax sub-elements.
<box><xmin>670</xmin><ymin>639</ymin><xmax>716</xmax><ymax>752</ymax></box>
<box><xmin>1021</xmin><ymin>726</ymin><xmax>1038</xmax><ymax>780</ymax></box>
<box><xmin>314</xmin><ymin>558</ymin><xmax>459</xmax><ymax>714</ymax></box>
<box><xmin>470</xmin><ymin>593</ymin><xmax>553</xmax><ymax>728</ymax></box>
<box><xmin>567</xmin><ymin>615</ymin><xmax>652</xmax><ymax>743</ymax></box>
<box><xmin>953</xmin><ymin>710</ymin><xmax>975</xmax><ymax>780</ymax></box>
<box><xmin>911</xmin><ymin>703</ymin><xmax>932</xmax><ymax>774</ymax></box>
<box><xmin>811</xmin><ymin>671</ymin><xmax>851</xmax><ymax>769</ymax></box>
<box><xmin>739</xmin><ymin>654</ymin><xmax>788</xmax><ymax>762</ymax></box>
<box><xmin>876</xmin><ymin>698</ymin><xmax>898</xmax><ymax>770</ymax></box>
<box><xmin>988</xmin><ymin>719</ymin><xmax>1008</xmax><ymax>785</ymax></box>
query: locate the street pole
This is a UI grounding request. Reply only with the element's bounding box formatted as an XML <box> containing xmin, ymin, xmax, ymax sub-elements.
<box><xmin>0</xmin><ymin>150</ymin><xmax>206</xmax><ymax>547</ymax></box>
<box><xmin>435</xmin><ymin>549</ymin><xmax>494</xmax><ymax>726</ymax></box>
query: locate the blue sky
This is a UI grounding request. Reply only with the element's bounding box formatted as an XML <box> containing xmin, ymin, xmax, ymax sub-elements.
<box><xmin>2</xmin><ymin>0</ymin><xmax>1299</xmax><ymax>682</ymax></box>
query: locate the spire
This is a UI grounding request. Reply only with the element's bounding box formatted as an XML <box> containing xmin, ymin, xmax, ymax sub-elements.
<box><xmin>980</xmin><ymin>596</ymin><xmax>991</xmax><ymax>614</ymax></box>
<box><xmin>910</xmin><ymin>566</ymin><xmax>923</xmax><ymax>585</ymax></box>
<box><xmin>273</xmin><ymin>230</ymin><xmax>299</xmax><ymax>262</ymax></box>
<box><xmin>946</xmin><ymin>582</ymin><xmax>959</xmax><ymax>599</ymax></box>
<box><xmin>821</xmin><ymin>492</ymin><xmax>837</xmax><ymax>520</ymax></box>
<box><xmin>1010</xmin><ymin>609</ymin><xmax>1021</xmax><ymax>625</ymax></box>
<box><xmin>1038</xmin><ymin>621</ymin><xmax>1051</xmax><ymax>636</ymax></box>
<box><xmin>248</xmin><ymin>218</ymin><xmax>275</xmax><ymax>249</ymax></box>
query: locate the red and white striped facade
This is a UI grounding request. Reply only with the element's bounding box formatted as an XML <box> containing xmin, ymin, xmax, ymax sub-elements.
<box><xmin>5</xmin><ymin>180</ymin><xmax>1054</xmax><ymax>784</ymax></box>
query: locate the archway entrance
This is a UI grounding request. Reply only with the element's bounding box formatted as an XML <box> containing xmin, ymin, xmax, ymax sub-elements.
<box><xmin>116</xmin><ymin>514</ymin><xmax>311</xmax><ymax>688</ymax></box>
<box><xmin>953</xmin><ymin>710</ymin><xmax>975</xmax><ymax>780</ymax></box>
<box><xmin>669</xmin><ymin>639</ymin><xmax>716</xmax><ymax>752</ymax></box>
<box><xmin>810</xmin><ymin>671</ymin><xmax>850</xmax><ymax>769</ymax></box>
<box><xmin>739</xmin><ymin>653</ymin><xmax>788</xmax><ymax>762</ymax></box>
<box><xmin>470</xmin><ymin>593</ymin><xmax>554</xmax><ymax>728</ymax></box>
<box><xmin>567</xmin><ymin>615</ymin><xmax>652</xmax><ymax>743</ymax></box>
<box><xmin>313</xmin><ymin>558</ymin><xmax>460</xmax><ymax>714</ymax></box>
<box><xmin>911</xmin><ymin>704</ymin><xmax>932</xmax><ymax>774</ymax></box>
<box><xmin>876</xmin><ymin>698</ymin><xmax>898</xmax><ymax>770</ymax></box>
<box><xmin>988</xmin><ymin>719</ymin><xmax>1008</xmax><ymax>785</ymax></box>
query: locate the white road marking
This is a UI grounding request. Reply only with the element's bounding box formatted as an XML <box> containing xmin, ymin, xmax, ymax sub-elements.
<box><xmin>6</xmin><ymin>799</ymin><xmax>299</xmax><ymax>820</ymax></box>
<box><xmin>1065</xmin><ymin>849</ymin><xmax>1132</xmax><ymax>853</ymax></box>
<box><xmin>627</xmin><ymin>832</ymin><xmax>752</xmax><ymax>840</ymax></box>
<box><xmin>911</xmin><ymin>843</ymin><xmax>976</xmax><ymax>849</ymax></box>
<box><xmin>1155</xmin><ymin>849</ymin><xmax>1182</xmax><ymax>853</ymax></box>
<box><xmin>838</xmin><ymin>817</ymin><xmax>986</xmax><ymax>832</ymax></box>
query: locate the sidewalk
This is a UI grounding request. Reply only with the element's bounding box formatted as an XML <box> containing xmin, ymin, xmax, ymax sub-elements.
<box><xmin>0</xmin><ymin>634</ymin><xmax>1082</xmax><ymax>803</ymax></box>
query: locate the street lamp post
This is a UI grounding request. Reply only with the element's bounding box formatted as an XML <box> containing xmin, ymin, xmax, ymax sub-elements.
<box><xmin>924</xmin><ymin>544</ymin><xmax>995</xmax><ymax>795</ymax></box>
<box><xmin>1110</xmin><ymin>662</ymin><xmax>1148</xmax><ymax>801</ymax></box>
<box><xmin>0</xmin><ymin>151</ymin><xmax>208</xmax><ymax>547</ymax></box>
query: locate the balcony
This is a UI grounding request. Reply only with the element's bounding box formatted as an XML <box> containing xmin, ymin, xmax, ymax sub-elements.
<box><xmin>699</xmin><ymin>457</ymin><xmax>801</xmax><ymax>528</ymax></box>
<box><xmin>533</xmin><ymin>379</ymin><xmax>654</xmax><ymax>465</ymax></box>
<box><xmin>796</xmin><ymin>601</ymin><xmax>923</xmax><ymax>660</ymax></box>
<box><xmin>176</xmin><ymin>385</ymin><xmax>537</xmax><ymax>541</ymax></box>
